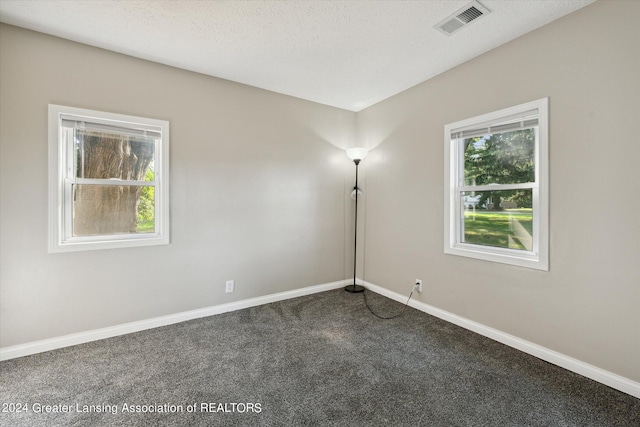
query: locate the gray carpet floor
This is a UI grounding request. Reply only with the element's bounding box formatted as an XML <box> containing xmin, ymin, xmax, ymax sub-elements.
<box><xmin>1</xmin><ymin>289</ymin><xmax>638</xmax><ymax>426</ymax></box>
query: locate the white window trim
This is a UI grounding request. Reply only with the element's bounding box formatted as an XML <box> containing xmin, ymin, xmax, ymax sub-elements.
<box><xmin>444</xmin><ymin>98</ymin><xmax>549</xmax><ymax>270</ymax></box>
<box><xmin>48</xmin><ymin>105</ymin><xmax>170</xmax><ymax>252</ymax></box>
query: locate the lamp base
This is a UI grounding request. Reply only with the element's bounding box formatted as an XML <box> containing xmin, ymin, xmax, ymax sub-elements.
<box><xmin>344</xmin><ymin>284</ymin><xmax>365</xmax><ymax>293</ymax></box>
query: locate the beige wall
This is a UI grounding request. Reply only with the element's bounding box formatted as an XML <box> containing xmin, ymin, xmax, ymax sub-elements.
<box><xmin>0</xmin><ymin>24</ymin><xmax>356</xmax><ymax>347</ymax></box>
<box><xmin>357</xmin><ymin>0</ymin><xmax>640</xmax><ymax>381</ymax></box>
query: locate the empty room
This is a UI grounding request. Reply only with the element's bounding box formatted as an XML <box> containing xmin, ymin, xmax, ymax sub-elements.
<box><xmin>1</xmin><ymin>0</ymin><xmax>638</xmax><ymax>425</ymax></box>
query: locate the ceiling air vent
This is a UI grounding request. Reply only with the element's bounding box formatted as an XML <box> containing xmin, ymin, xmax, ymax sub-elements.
<box><xmin>435</xmin><ymin>1</ymin><xmax>491</xmax><ymax>36</ymax></box>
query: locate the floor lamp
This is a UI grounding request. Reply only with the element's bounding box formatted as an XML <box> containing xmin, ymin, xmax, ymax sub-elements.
<box><xmin>345</xmin><ymin>147</ymin><xmax>368</xmax><ymax>293</ymax></box>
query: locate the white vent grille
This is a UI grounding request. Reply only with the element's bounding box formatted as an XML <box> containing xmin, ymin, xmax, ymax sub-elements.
<box><xmin>435</xmin><ymin>1</ymin><xmax>491</xmax><ymax>36</ymax></box>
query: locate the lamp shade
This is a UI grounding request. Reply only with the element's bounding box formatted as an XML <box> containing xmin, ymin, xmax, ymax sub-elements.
<box><xmin>346</xmin><ymin>147</ymin><xmax>368</xmax><ymax>161</ymax></box>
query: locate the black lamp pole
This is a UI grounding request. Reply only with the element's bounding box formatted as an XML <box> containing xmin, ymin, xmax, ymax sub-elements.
<box><xmin>345</xmin><ymin>158</ymin><xmax>365</xmax><ymax>293</ymax></box>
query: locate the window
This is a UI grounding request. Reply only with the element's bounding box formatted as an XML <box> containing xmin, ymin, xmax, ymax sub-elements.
<box><xmin>444</xmin><ymin>98</ymin><xmax>548</xmax><ymax>270</ymax></box>
<box><xmin>48</xmin><ymin>105</ymin><xmax>170</xmax><ymax>252</ymax></box>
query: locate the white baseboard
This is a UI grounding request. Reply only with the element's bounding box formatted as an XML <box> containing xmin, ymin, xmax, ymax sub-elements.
<box><xmin>3</xmin><ymin>278</ymin><xmax>638</xmax><ymax>400</ymax></box>
<box><xmin>361</xmin><ymin>279</ymin><xmax>640</xmax><ymax>399</ymax></box>
<box><xmin>0</xmin><ymin>280</ymin><xmax>346</xmax><ymax>362</ymax></box>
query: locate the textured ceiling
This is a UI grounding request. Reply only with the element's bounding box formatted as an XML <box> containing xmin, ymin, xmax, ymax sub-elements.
<box><xmin>0</xmin><ymin>0</ymin><xmax>594</xmax><ymax>111</ymax></box>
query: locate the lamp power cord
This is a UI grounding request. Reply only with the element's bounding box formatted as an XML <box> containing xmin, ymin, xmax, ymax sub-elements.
<box><xmin>362</xmin><ymin>283</ymin><xmax>418</xmax><ymax>320</ymax></box>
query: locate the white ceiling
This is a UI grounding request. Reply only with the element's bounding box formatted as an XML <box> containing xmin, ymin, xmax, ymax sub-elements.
<box><xmin>0</xmin><ymin>0</ymin><xmax>594</xmax><ymax>112</ymax></box>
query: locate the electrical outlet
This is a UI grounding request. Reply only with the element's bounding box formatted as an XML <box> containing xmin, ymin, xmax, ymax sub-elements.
<box><xmin>225</xmin><ymin>280</ymin><xmax>234</xmax><ymax>293</ymax></box>
<box><xmin>415</xmin><ymin>279</ymin><xmax>423</xmax><ymax>293</ymax></box>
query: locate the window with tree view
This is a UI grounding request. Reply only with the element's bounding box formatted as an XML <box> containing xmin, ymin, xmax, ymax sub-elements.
<box><xmin>444</xmin><ymin>98</ymin><xmax>548</xmax><ymax>270</ymax></box>
<box><xmin>49</xmin><ymin>105</ymin><xmax>170</xmax><ymax>252</ymax></box>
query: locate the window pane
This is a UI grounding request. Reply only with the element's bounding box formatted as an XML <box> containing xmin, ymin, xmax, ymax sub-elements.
<box><xmin>75</xmin><ymin>129</ymin><xmax>155</xmax><ymax>181</ymax></box>
<box><xmin>461</xmin><ymin>190</ymin><xmax>533</xmax><ymax>251</ymax></box>
<box><xmin>463</xmin><ymin>128</ymin><xmax>535</xmax><ymax>186</ymax></box>
<box><xmin>72</xmin><ymin>184</ymin><xmax>155</xmax><ymax>236</ymax></box>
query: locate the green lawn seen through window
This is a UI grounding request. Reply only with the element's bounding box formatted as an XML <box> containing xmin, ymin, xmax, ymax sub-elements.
<box><xmin>137</xmin><ymin>220</ymin><xmax>155</xmax><ymax>233</ymax></box>
<box><xmin>464</xmin><ymin>210</ymin><xmax>532</xmax><ymax>250</ymax></box>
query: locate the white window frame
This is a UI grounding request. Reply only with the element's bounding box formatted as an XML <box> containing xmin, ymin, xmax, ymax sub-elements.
<box><xmin>444</xmin><ymin>98</ymin><xmax>549</xmax><ymax>270</ymax></box>
<box><xmin>48</xmin><ymin>105</ymin><xmax>170</xmax><ymax>252</ymax></box>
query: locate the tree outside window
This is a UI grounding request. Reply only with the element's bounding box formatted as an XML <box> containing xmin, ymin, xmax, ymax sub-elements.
<box><xmin>49</xmin><ymin>105</ymin><xmax>170</xmax><ymax>252</ymax></box>
<box><xmin>444</xmin><ymin>98</ymin><xmax>548</xmax><ymax>270</ymax></box>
